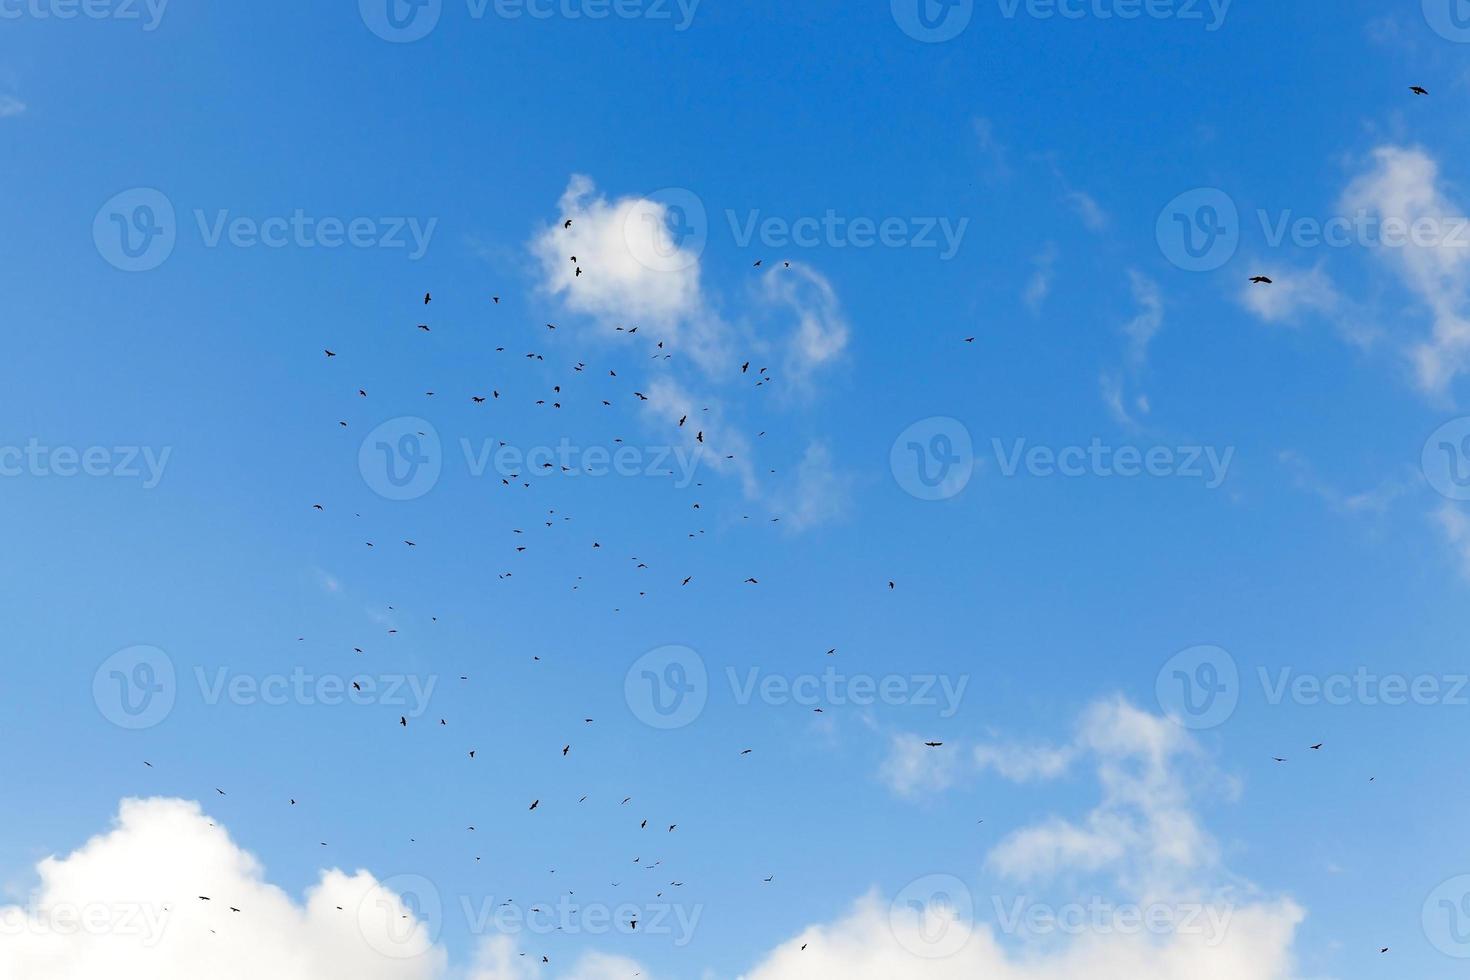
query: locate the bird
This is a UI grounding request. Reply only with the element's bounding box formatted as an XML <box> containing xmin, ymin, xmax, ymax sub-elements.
<box><xmin>423</xmin><ymin>292</ymin><xmax>432</xmax><ymax>304</ymax></box>
<box><xmin>924</xmin><ymin>741</ymin><xmax>943</xmax><ymax>748</ymax></box>
<box><xmin>1249</xmin><ymin>276</ymin><xmax>1272</xmax><ymax>284</ymax></box>
<box><xmin>1411</xmin><ymin>86</ymin><xmax>1428</xmax><ymax>95</ymax></box>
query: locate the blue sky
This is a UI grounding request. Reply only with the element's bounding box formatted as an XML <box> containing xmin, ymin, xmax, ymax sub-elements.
<box><xmin>4</xmin><ymin>2</ymin><xmax>1470</xmax><ymax>978</ymax></box>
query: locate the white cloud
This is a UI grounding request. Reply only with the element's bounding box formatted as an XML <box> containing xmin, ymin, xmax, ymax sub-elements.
<box><xmin>769</xmin><ymin>442</ymin><xmax>852</xmax><ymax>531</ymax></box>
<box><xmin>736</xmin><ymin>890</ymin><xmax>1301</xmax><ymax>980</ymax></box>
<box><xmin>1024</xmin><ymin>245</ymin><xmax>1057</xmax><ymax>315</ymax></box>
<box><xmin>530</xmin><ymin>176</ymin><xmax>853</xmax><ymax>529</ymax></box>
<box><xmin>760</xmin><ymin>262</ymin><xmax>850</xmax><ymax>387</ymax></box>
<box><xmin>879</xmin><ymin>735</ymin><xmax>963</xmax><ymax>798</ymax></box>
<box><xmin>985</xmin><ymin>700</ymin><xmax>1214</xmax><ymax>888</ymax></box>
<box><xmin>12</xmin><ymin>700</ymin><xmax>1304</xmax><ymax>980</ymax></box>
<box><xmin>1339</xmin><ymin>146</ymin><xmax>1470</xmax><ymax>392</ymax></box>
<box><xmin>0</xmin><ymin>799</ymin><xmax>650</xmax><ymax>980</ymax></box>
<box><xmin>972</xmin><ymin>742</ymin><xmax>1075</xmax><ymax>783</ymax></box>
<box><xmin>1065</xmin><ymin>190</ymin><xmax>1109</xmax><ymax>233</ymax></box>
<box><xmin>531</xmin><ymin>174</ymin><xmax>704</xmax><ymax>331</ymax></box>
<box><xmin>754</xmin><ymin>698</ymin><xmax>1302</xmax><ymax>980</ymax></box>
<box><xmin>0</xmin><ymin>797</ymin><xmax>447</xmax><ymax>980</ymax></box>
<box><xmin>1238</xmin><ymin>264</ymin><xmax>1341</xmax><ymax>326</ymax></box>
<box><xmin>0</xmin><ymin>95</ymin><xmax>24</xmax><ymax>118</ymax></box>
<box><xmin>1121</xmin><ymin>270</ymin><xmax>1163</xmax><ymax>367</ymax></box>
<box><xmin>1278</xmin><ymin>450</ymin><xmax>1413</xmax><ymax>517</ymax></box>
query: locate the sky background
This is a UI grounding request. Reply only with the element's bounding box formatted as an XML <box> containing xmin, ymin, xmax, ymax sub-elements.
<box><xmin>4</xmin><ymin>1</ymin><xmax>1470</xmax><ymax>978</ymax></box>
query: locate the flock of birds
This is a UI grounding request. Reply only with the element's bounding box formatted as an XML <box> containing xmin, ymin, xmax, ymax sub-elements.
<box><xmin>137</xmin><ymin>88</ymin><xmax>1449</xmax><ymax>962</ymax></box>
<box><xmin>139</xmin><ymin>219</ymin><xmax>916</xmax><ymax>966</ymax></box>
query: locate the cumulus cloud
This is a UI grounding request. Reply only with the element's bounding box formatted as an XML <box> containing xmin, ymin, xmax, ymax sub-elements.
<box><xmin>1339</xmin><ymin>146</ymin><xmax>1470</xmax><ymax>392</ymax></box>
<box><xmin>12</xmin><ymin>700</ymin><xmax>1303</xmax><ymax>980</ymax></box>
<box><xmin>737</xmin><ymin>889</ymin><xmax>1301</xmax><ymax>980</ymax></box>
<box><xmin>0</xmin><ymin>797</ymin><xmax>447</xmax><ymax>980</ymax></box>
<box><xmin>529</xmin><ymin>176</ymin><xmax>853</xmax><ymax>529</ymax></box>
<box><xmin>763</xmin><ymin>698</ymin><xmax>1302</xmax><ymax>979</ymax></box>
<box><xmin>531</xmin><ymin>174</ymin><xmax>704</xmax><ymax>330</ymax></box>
